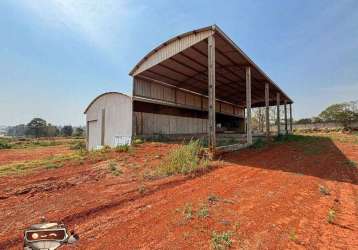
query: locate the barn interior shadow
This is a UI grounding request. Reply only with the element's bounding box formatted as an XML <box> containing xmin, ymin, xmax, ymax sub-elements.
<box><xmin>221</xmin><ymin>134</ymin><xmax>358</xmax><ymax>185</ymax></box>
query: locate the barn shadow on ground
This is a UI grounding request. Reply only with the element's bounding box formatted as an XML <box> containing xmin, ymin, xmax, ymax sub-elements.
<box><xmin>221</xmin><ymin>134</ymin><xmax>358</xmax><ymax>184</ymax></box>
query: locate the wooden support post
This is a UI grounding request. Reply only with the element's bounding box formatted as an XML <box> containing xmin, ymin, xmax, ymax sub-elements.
<box><xmin>284</xmin><ymin>100</ymin><xmax>288</xmax><ymax>135</ymax></box>
<box><xmin>290</xmin><ymin>103</ymin><xmax>293</xmax><ymax>133</ymax></box>
<box><xmin>246</xmin><ymin>66</ymin><xmax>252</xmax><ymax>145</ymax></box>
<box><xmin>208</xmin><ymin>35</ymin><xmax>216</xmax><ymax>152</ymax></box>
<box><xmin>276</xmin><ymin>93</ymin><xmax>280</xmax><ymax>136</ymax></box>
<box><xmin>265</xmin><ymin>83</ymin><xmax>270</xmax><ymax>139</ymax></box>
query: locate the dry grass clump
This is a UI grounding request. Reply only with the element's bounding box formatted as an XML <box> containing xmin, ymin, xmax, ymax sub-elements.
<box><xmin>211</xmin><ymin>231</ymin><xmax>233</xmax><ymax>250</ymax></box>
<box><xmin>156</xmin><ymin>140</ymin><xmax>209</xmax><ymax>176</ymax></box>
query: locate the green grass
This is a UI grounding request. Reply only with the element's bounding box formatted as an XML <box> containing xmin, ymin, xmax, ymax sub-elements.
<box><xmin>211</xmin><ymin>231</ymin><xmax>233</xmax><ymax>250</ymax></box>
<box><xmin>274</xmin><ymin>134</ymin><xmax>318</xmax><ymax>143</ymax></box>
<box><xmin>0</xmin><ymin>140</ymin><xmax>12</xmax><ymax>149</ymax></box>
<box><xmin>0</xmin><ymin>149</ymin><xmax>107</xmax><ymax>176</ymax></box>
<box><xmin>250</xmin><ymin>138</ymin><xmax>266</xmax><ymax>149</ymax></box>
<box><xmin>156</xmin><ymin>139</ymin><xmax>210</xmax><ymax>176</ymax></box>
<box><xmin>0</xmin><ymin>138</ymin><xmax>85</xmax><ymax>149</ymax></box>
<box><xmin>275</xmin><ymin>134</ymin><xmax>327</xmax><ymax>156</ymax></box>
<box><xmin>45</xmin><ymin>162</ymin><xmax>63</xmax><ymax>169</ymax></box>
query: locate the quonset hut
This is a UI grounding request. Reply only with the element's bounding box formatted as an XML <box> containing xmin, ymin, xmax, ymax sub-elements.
<box><xmin>85</xmin><ymin>25</ymin><xmax>293</xmax><ymax>152</ymax></box>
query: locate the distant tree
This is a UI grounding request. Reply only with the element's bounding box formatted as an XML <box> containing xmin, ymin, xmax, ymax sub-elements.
<box><xmin>312</xmin><ymin>116</ymin><xmax>323</xmax><ymax>123</ymax></box>
<box><xmin>269</xmin><ymin>106</ymin><xmax>277</xmax><ymax>125</ymax></box>
<box><xmin>295</xmin><ymin>118</ymin><xmax>312</xmax><ymax>124</ymax></box>
<box><xmin>26</xmin><ymin>118</ymin><xmax>47</xmax><ymax>138</ymax></box>
<box><xmin>61</xmin><ymin>125</ymin><xmax>73</xmax><ymax>137</ymax></box>
<box><xmin>73</xmin><ymin>127</ymin><xmax>84</xmax><ymax>137</ymax></box>
<box><xmin>46</xmin><ymin>124</ymin><xmax>60</xmax><ymax>137</ymax></box>
<box><xmin>319</xmin><ymin>103</ymin><xmax>358</xmax><ymax>127</ymax></box>
<box><xmin>252</xmin><ymin>107</ymin><xmax>265</xmax><ymax>132</ymax></box>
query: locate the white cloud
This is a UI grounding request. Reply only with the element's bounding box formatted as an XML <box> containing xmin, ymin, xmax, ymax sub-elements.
<box><xmin>20</xmin><ymin>0</ymin><xmax>144</xmax><ymax>52</ymax></box>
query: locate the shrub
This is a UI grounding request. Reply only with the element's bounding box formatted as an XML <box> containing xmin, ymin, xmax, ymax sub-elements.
<box><xmin>133</xmin><ymin>138</ymin><xmax>143</xmax><ymax>145</ymax></box>
<box><xmin>211</xmin><ymin>231</ymin><xmax>233</xmax><ymax>250</ymax></box>
<box><xmin>0</xmin><ymin>140</ymin><xmax>12</xmax><ymax>149</ymax></box>
<box><xmin>345</xmin><ymin>160</ymin><xmax>357</xmax><ymax>168</ymax></box>
<box><xmin>156</xmin><ymin>140</ymin><xmax>209</xmax><ymax>176</ymax></box>
<box><xmin>115</xmin><ymin>144</ymin><xmax>130</xmax><ymax>152</ymax></box>
<box><xmin>250</xmin><ymin>138</ymin><xmax>266</xmax><ymax>149</ymax></box>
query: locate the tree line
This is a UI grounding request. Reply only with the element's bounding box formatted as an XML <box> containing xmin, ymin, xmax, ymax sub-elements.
<box><xmin>6</xmin><ymin>118</ymin><xmax>85</xmax><ymax>138</ymax></box>
<box><xmin>251</xmin><ymin>100</ymin><xmax>358</xmax><ymax>131</ymax></box>
<box><xmin>295</xmin><ymin>100</ymin><xmax>358</xmax><ymax>127</ymax></box>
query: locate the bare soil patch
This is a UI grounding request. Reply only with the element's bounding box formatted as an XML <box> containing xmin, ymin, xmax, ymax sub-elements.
<box><xmin>0</xmin><ymin>145</ymin><xmax>71</xmax><ymax>165</ymax></box>
<box><xmin>0</xmin><ymin>134</ymin><xmax>357</xmax><ymax>249</ymax></box>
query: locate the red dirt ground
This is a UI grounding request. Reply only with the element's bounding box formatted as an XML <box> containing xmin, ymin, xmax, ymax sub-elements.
<box><xmin>0</xmin><ymin>135</ymin><xmax>357</xmax><ymax>249</ymax></box>
<box><xmin>0</xmin><ymin>146</ymin><xmax>71</xmax><ymax>165</ymax></box>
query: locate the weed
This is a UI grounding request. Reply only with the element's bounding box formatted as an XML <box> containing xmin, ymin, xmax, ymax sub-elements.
<box><xmin>319</xmin><ymin>185</ymin><xmax>330</xmax><ymax>196</ymax></box>
<box><xmin>142</xmin><ymin>171</ymin><xmax>155</xmax><ymax>180</ymax></box>
<box><xmin>45</xmin><ymin>162</ymin><xmax>63</xmax><ymax>170</ymax></box>
<box><xmin>211</xmin><ymin>231</ymin><xmax>233</xmax><ymax>250</ymax></box>
<box><xmin>327</xmin><ymin>208</ymin><xmax>336</xmax><ymax>224</ymax></box>
<box><xmin>250</xmin><ymin>138</ymin><xmax>266</xmax><ymax>149</ymax></box>
<box><xmin>133</xmin><ymin>138</ymin><xmax>143</xmax><ymax>145</ymax></box>
<box><xmin>138</xmin><ymin>185</ymin><xmax>147</xmax><ymax>195</ymax></box>
<box><xmin>14</xmin><ymin>164</ymin><xmax>26</xmax><ymax>170</ymax></box>
<box><xmin>156</xmin><ymin>140</ymin><xmax>210</xmax><ymax>176</ymax></box>
<box><xmin>115</xmin><ymin>144</ymin><xmax>130</xmax><ymax>152</ymax></box>
<box><xmin>288</xmin><ymin>228</ymin><xmax>297</xmax><ymax>241</ymax></box>
<box><xmin>274</xmin><ymin>134</ymin><xmax>317</xmax><ymax>144</ymax></box>
<box><xmin>183</xmin><ymin>203</ymin><xmax>194</xmax><ymax>220</ymax></box>
<box><xmin>108</xmin><ymin>161</ymin><xmax>122</xmax><ymax>176</ymax></box>
<box><xmin>208</xmin><ymin>194</ymin><xmax>220</xmax><ymax>204</ymax></box>
<box><xmin>345</xmin><ymin>160</ymin><xmax>357</xmax><ymax>168</ymax></box>
<box><xmin>197</xmin><ymin>205</ymin><xmax>209</xmax><ymax>218</ymax></box>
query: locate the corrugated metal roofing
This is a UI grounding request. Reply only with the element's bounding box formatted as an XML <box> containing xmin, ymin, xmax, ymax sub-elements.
<box><xmin>130</xmin><ymin>25</ymin><xmax>292</xmax><ymax>108</ymax></box>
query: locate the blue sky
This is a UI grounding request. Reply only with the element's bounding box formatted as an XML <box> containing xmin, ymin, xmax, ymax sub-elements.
<box><xmin>0</xmin><ymin>0</ymin><xmax>357</xmax><ymax>126</ymax></box>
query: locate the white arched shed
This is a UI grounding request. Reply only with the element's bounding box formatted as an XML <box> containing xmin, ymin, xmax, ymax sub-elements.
<box><xmin>84</xmin><ymin>92</ymin><xmax>132</xmax><ymax>150</ymax></box>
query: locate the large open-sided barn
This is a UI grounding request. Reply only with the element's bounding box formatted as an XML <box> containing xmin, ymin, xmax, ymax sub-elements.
<box><xmin>85</xmin><ymin>25</ymin><xmax>293</xmax><ymax>151</ymax></box>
